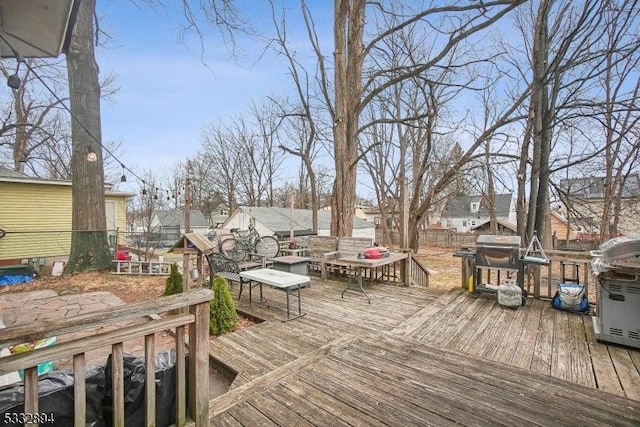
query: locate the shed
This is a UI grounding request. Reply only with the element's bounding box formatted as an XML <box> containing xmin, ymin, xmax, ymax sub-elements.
<box><xmin>219</xmin><ymin>206</ymin><xmax>376</xmax><ymax>241</ymax></box>
<box><xmin>471</xmin><ymin>219</ymin><xmax>517</xmax><ymax>235</ymax></box>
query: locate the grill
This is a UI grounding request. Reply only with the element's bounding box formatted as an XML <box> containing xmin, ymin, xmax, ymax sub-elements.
<box><xmin>592</xmin><ymin>236</ymin><xmax>640</xmax><ymax>349</ymax></box>
<box><xmin>475</xmin><ymin>235</ymin><xmax>521</xmax><ymax>269</ymax></box>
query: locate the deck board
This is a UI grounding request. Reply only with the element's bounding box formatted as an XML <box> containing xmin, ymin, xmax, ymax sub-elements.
<box><xmin>279</xmin><ymin>378</ymin><xmax>384</xmax><ymax>427</ymax></box>
<box><xmin>509</xmin><ymin>298</ymin><xmax>545</xmax><ymax>369</ymax></box>
<box><xmin>609</xmin><ymin>345</ymin><xmax>640</xmax><ymax>401</ymax></box>
<box><xmin>209</xmin><ymin>276</ymin><xmax>640</xmax><ymax>425</ymax></box>
<box><xmin>530</xmin><ymin>301</ymin><xmax>555</xmax><ymax>376</ymax></box>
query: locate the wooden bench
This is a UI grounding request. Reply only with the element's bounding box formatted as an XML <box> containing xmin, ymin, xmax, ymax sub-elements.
<box><xmin>304</xmin><ymin>236</ymin><xmax>338</xmax><ymax>279</ymax></box>
<box><xmin>206</xmin><ymin>252</ymin><xmax>262</xmax><ymax>301</ymax></box>
<box><xmin>323</xmin><ymin>237</ymin><xmax>373</xmax><ymax>279</ymax></box>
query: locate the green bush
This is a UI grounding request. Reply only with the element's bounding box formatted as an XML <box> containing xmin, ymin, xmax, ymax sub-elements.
<box><xmin>163</xmin><ymin>263</ymin><xmax>183</xmax><ymax>296</ymax></box>
<box><xmin>209</xmin><ymin>274</ymin><xmax>238</xmax><ymax>336</ymax></box>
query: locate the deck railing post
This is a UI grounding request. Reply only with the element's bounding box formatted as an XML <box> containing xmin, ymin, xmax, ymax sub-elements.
<box><xmin>188</xmin><ymin>300</ymin><xmax>210</xmax><ymax>426</ymax></box>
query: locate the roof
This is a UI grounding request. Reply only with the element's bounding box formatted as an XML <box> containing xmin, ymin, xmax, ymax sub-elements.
<box><xmin>155</xmin><ymin>209</ymin><xmax>209</xmax><ymax>228</ymax></box>
<box><xmin>0</xmin><ymin>0</ymin><xmax>80</xmax><ymax>58</ymax></box>
<box><xmin>233</xmin><ymin>206</ymin><xmax>373</xmax><ymax>236</ymax></box>
<box><xmin>443</xmin><ymin>194</ymin><xmax>514</xmax><ymax>218</ymax></box>
<box><xmin>471</xmin><ymin>219</ymin><xmax>517</xmax><ymax>233</ymax></box>
<box><xmin>0</xmin><ymin>165</ymin><xmax>134</xmax><ymax>197</ymax></box>
<box><xmin>169</xmin><ymin>233</ymin><xmax>216</xmax><ymax>254</ymax></box>
<box><xmin>559</xmin><ymin>175</ymin><xmax>640</xmax><ymax>200</ymax></box>
<box><xmin>0</xmin><ymin>165</ymin><xmax>28</xmax><ymax>179</ymax></box>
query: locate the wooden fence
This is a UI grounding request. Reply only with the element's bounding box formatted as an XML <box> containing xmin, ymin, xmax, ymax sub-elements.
<box><xmin>0</xmin><ymin>289</ymin><xmax>214</xmax><ymax>426</ymax></box>
<box><xmin>386</xmin><ymin>230</ymin><xmax>477</xmax><ymax>248</ymax></box>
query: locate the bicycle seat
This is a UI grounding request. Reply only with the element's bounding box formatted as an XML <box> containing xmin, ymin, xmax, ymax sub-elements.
<box><xmin>230</xmin><ymin>228</ymin><xmax>239</xmax><ymax>233</ymax></box>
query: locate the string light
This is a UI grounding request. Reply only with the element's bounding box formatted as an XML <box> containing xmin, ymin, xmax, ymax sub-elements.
<box><xmin>7</xmin><ymin>62</ymin><xmax>21</xmax><ymax>89</ymax></box>
<box><xmin>87</xmin><ymin>145</ymin><xmax>97</xmax><ymax>163</ymax></box>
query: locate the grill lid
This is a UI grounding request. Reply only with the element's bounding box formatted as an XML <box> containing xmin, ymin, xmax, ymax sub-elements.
<box><xmin>476</xmin><ymin>235</ymin><xmax>521</xmax><ymax>248</ymax></box>
<box><xmin>591</xmin><ymin>235</ymin><xmax>640</xmax><ymax>273</ymax></box>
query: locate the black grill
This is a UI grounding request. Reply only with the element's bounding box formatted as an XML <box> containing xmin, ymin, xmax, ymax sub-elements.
<box><xmin>475</xmin><ymin>235</ymin><xmax>521</xmax><ymax>269</ymax></box>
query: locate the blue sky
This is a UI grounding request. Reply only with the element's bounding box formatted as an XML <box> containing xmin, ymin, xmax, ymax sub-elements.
<box><xmin>97</xmin><ymin>1</ymin><xmax>313</xmax><ymax>183</ymax></box>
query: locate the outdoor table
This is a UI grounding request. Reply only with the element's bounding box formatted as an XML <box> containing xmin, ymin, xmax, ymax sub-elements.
<box><xmin>338</xmin><ymin>252</ymin><xmax>408</xmax><ymax>303</ymax></box>
<box><xmin>239</xmin><ymin>268</ymin><xmax>310</xmax><ymax>320</ymax></box>
<box><xmin>270</xmin><ymin>255</ymin><xmax>311</xmax><ymax>276</ymax></box>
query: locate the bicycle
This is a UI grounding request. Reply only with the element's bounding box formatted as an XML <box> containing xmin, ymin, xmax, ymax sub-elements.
<box><xmin>219</xmin><ymin>224</ymin><xmax>280</xmax><ymax>262</ymax></box>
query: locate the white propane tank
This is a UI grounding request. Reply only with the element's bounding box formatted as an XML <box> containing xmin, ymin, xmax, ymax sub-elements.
<box><xmin>498</xmin><ymin>278</ymin><xmax>522</xmax><ymax>308</ymax></box>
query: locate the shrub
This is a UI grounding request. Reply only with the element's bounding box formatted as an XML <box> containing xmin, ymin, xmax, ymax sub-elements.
<box><xmin>163</xmin><ymin>263</ymin><xmax>183</xmax><ymax>296</ymax></box>
<box><xmin>209</xmin><ymin>274</ymin><xmax>238</xmax><ymax>335</ymax></box>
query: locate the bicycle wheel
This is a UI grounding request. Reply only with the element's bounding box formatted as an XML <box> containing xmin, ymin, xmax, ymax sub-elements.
<box><xmin>220</xmin><ymin>238</ymin><xmax>247</xmax><ymax>262</ymax></box>
<box><xmin>255</xmin><ymin>236</ymin><xmax>280</xmax><ymax>258</ymax></box>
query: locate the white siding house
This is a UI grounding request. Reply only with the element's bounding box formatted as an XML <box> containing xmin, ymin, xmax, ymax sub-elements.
<box><xmin>441</xmin><ymin>194</ymin><xmax>517</xmax><ymax>233</ymax></box>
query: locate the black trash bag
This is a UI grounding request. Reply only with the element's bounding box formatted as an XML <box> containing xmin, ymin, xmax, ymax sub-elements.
<box><xmin>103</xmin><ymin>350</ymin><xmax>178</xmax><ymax>427</ymax></box>
<box><xmin>0</xmin><ymin>367</ymin><xmax>105</xmax><ymax>427</ymax></box>
<box><xmin>85</xmin><ymin>366</ymin><xmax>107</xmax><ymax>427</ymax></box>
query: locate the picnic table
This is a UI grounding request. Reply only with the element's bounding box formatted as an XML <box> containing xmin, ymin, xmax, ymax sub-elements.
<box><xmin>338</xmin><ymin>252</ymin><xmax>408</xmax><ymax>303</ymax></box>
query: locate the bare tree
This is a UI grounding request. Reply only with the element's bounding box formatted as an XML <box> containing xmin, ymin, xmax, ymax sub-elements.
<box><xmin>128</xmin><ymin>171</ymin><xmax>164</xmax><ymax>261</ymax></box>
<box><xmin>65</xmin><ymin>0</ymin><xmax>112</xmax><ymax>272</ymax></box>
<box><xmin>0</xmin><ymin>58</ymin><xmax>68</xmax><ymax>173</ymax></box>
<box><xmin>595</xmin><ymin>1</ymin><xmax>640</xmax><ymax>240</ymax></box>
<box><xmin>513</xmin><ymin>0</ymin><xmax>622</xmax><ymax>246</ymax></box>
<box><xmin>326</xmin><ymin>0</ymin><xmax>524</xmax><ymax>237</ymax></box>
<box><xmin>266</xmin><ymin>0</ymin><xmax>331</xmax><ymax>232</ymax></box>
<box><xmin>200</xmin><ymin>121</ymin><xmax>241</xmax><ymax>209</ymax></box>
<box><xmin>249</xmin><ymin>100</ymin><xmax>286</xmax><ymax>206</ymax></box>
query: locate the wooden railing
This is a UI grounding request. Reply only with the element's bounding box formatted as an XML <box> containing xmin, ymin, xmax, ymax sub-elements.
<box><xmin>455</xmin><ymin>248</ymin><xmax>594</xmax><ymax>300</ymax></box>
<box><xmin>0</xmin><ymin>289</ymin><xmax>214</xmax><ymax>426</ymax></box>
<box><xmin>525</xmin><ymin>250</ymin><xmax>593</xmax><ymax>300</ymax></box>
<box><xmin>408</xmin><ymin>252</ymin><xmax>430</xmax><ymax>287</ymax></box>
<box><xmin>399</xmin><ymin>250</ymin><xmax>430</xmax><ymax>287</ymax></box>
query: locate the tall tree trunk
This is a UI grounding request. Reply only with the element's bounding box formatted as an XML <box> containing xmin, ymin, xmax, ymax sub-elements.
<box><xmin>527</xmin><ymin>0</ymin><xmax>550</xmax><ymax>245</ymax></box>
<box><xmin>485</xmin><ymin>142</ymin><xmax>498</xmax><ymax>234</ymax></box>
<box><xmin>331</xmin><ymin>0</ymin><xmax>364</xmax><ymax>237</ymax></box>
<box><xmin>517</xmin><ymin>104</ymin><xmax>534</xmax><ymax>242</ymax></box>
<box><xmin>65</xmin><ymin>0</ymin><xmax>111</xmax><ymax>272</ymax></box>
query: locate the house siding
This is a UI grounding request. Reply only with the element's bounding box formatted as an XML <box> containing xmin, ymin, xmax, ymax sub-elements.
<box><xmin>0</xmin><ymin>181</ymin><xmax>72</xmax><ymax>260</ymax></box>
<box><xmin>107</xmin><ymin>194</ymin><xmax>129</xmax><ymax>246</ymax></box>
<box><xmin>0</xmin><ymin>181</ymin><xmax>129</xmax><ymax>261</ymax></box>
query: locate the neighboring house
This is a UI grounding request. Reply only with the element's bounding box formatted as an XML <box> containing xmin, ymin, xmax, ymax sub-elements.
<box><xmin>559</xmin><ymin>175</ymin><xmax>640</xmax><ymax>236</ymax></box>
<box><xmin>0</xmin><ymin>165</ymin><xmax>131</xmax><ymax>264</ymax></box>
<box><xmin>220</xmin><ymin>206</ymin><xmax>376</xmax><ymax>241</ymax></box>
<box><xmin>151</xmin><ymin>209</ymin><xmax>210</xmax><ymax>245</ymax></box>
<box><xmin>209</xmin><ymin>203</ymin><xmax>230</xmax><ymax>228</ymax></box>
<box><xmin>549</xmin><ymin>211</ymin><xmax>580</xmax><ymax>241</ymax></box>
<box><xmin>441</xmin><ymin>193</ymin><xmax>517</xmax><ymax>233</ymax></box>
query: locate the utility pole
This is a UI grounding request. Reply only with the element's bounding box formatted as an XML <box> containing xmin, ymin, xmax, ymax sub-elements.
<box><xmin>183</xmin><ymin>161</ymin><xmax>192</xmax><ymax>291</ymax></box>
<box><xmin>290</xmin><ymin>192</ymin><xmax>295</xmax><ymax>244</ymax></box>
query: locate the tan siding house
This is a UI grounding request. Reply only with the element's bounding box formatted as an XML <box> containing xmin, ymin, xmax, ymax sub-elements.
<box><xmin>0</xmin><ymin>166</ymin><xmax>131</xmax><ymax>263</ymax></box>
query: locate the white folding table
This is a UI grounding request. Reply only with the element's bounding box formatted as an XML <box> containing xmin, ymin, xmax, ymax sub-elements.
<box><xmin>239</xmin><ymin>268</ymin><xmax>310</xmax><ymax>319</ymax></box>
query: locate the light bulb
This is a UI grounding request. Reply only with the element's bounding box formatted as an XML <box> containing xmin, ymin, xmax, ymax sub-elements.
<box><xmin>87</xmin><ymin>151</ymin><xmax>98</xmax><ymax>162</ymax></box>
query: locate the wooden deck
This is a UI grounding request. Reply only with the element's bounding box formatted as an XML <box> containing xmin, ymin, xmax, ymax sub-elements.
<box><xmin>209</xmin><ymin>278</ymin><xmax>640</xmax><ymax>425</ymax></box>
